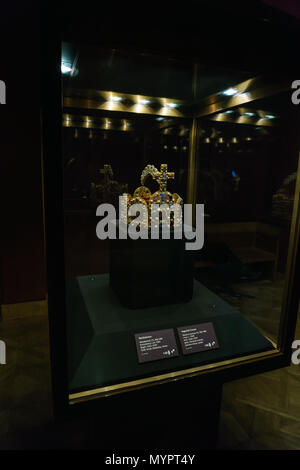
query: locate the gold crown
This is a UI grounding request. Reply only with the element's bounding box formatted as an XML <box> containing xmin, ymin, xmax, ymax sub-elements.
<box><xmin>121</xmin><ymin>164</ymin><xmax>183</xmax><ymax>227</ymax></box>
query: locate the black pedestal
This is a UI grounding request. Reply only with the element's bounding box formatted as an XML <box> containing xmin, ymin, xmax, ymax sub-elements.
<box><xmin>109</xmin><ymin>229</ymin><xmax>195</xmax><ymax>309</ymax></box>
<box><xmin>67</xmin><ymin>274</ymin><xmax>274</xmax><ymax>393</ymax></box>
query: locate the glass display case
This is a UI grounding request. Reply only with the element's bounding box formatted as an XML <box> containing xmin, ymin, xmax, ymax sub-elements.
<box><xmin>42</xmin><ymin>33</ymin><xmax>300</xmax><ymax>418</ymax></box>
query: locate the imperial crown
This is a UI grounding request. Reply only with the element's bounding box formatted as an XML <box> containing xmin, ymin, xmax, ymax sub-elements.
<box><xmin>121</xmin><ymin>164</ymin><xmax>183</xmax><ymax>228</ymax></box>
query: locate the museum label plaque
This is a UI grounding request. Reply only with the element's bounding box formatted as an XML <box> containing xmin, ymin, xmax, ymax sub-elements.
<box><xmin>135</xmin><ymin>329</ymin><xmax>179</xmax><ymax>363</ymax></box>
<box><xmin>177</xmin><ymin>323</ymin><xmax>219</xmax><ymax>355</ymax></box>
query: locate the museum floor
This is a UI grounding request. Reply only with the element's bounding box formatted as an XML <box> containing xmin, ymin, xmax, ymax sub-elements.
<box><xmin>0</xmin><ymin>278</ymin><xmax>300</xmax><ymax>450</ymax></box>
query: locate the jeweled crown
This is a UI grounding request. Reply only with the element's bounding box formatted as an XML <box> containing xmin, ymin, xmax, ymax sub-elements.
<box><xmin>121</xmin><ymin>164</ymin><xmax>183</xmax><ymax>227</ymax></box>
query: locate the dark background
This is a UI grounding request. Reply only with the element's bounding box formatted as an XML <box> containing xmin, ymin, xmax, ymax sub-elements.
<box><xmin>1</xmin><ymin>0</ymin><xmax>300</xmax><ymax>304</ymax></box>
<box><xmin>0</xmin><ymin>1</ymin><xmax>44</xmax><ymax>303</ymax></box>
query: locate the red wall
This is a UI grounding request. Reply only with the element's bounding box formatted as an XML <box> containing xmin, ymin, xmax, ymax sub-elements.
<box><xmin>0</xmin><ymin>2</ymin><xmax>46</xmax><ymax>303</ymax></box>
<box><xmin>262</xmin><ymin>0</ymin><xmax>300</xmax><ymax>19</ymax></box>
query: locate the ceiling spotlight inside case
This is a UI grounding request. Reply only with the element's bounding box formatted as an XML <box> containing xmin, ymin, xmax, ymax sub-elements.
<box><xmin>222</xmin><ymin>88</ymin><xmax>238</xmax><ymax>96</ymax></box>
<box><xmin>61</xmin><ymin>61</ymin><xmax>72</xmax><ymax>74</ymax></box>
<box><xmin>166</xmin><ymin>102</ymin><xmax>179</xmax><ymax>108</ymax></box>
<box><xmin>138</xmin><ymin>98</ymin><xmax>151</xmax><ymax>105</ymax></box>
<box><xmin>110</xmin><ymin>96</ymin><xmax>123</xmax><ymax>102</ymax></box>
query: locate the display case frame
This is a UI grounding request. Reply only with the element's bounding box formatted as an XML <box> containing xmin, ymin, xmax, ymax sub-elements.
<box><xmin>41</xmin><ymin>5</ymin><xmax>300</xmax><ymax>418</ymax></box>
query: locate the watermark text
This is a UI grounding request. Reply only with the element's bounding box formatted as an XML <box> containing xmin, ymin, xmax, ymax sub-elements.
<box><xmin>291</xmin><ymin>80</ymin><xmax>300</xmax><ymax>105</ymax></box>
<box><xmin>292</xmin><ymin>340</ymin><xmax>300</xmax><ymax>365</ymax></box>
<box><xmin>0</xmin><ymin>340</ymin><xmax>6</xmax><ymax>364</ymax></box>
<box><xmin>0</xmin><ymin>80</ymin><xmax>6</xmax><ymax>104</ymax></box>
<box><xmin>96</xmin><ymin>197</ymin><xmax>204</xmax><ymax>251</ymax></box>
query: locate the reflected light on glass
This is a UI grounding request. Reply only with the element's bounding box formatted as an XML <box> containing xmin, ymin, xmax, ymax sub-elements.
<box><xmin>222</xmin><ymin>88</ymin><xmax>238</xmax><ymax>96</ymax></box>
<box><xmin>166</xmin><ymin>102</ymin><xmax>179</xmax><ymax>108</ymax></box>
<box><xmin>138</xmin><ymin>98</ymin><xmax>151</xmax><ymax>105</ymax></box>
<box><xmin>110</xmin><ymin>96</ymin><xmax>122</xmax><ymax>102</ymax></box>
<box><xmin>61</xmin><ymin>62</ymin><xmax>72</xmax><ymax>74</ymax></box>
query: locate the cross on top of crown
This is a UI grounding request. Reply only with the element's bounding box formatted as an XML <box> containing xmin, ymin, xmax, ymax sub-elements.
<box><xmin>153</xmin><ymin>164</ymin><xmax>175</xmax><ymax>193</ymax></box>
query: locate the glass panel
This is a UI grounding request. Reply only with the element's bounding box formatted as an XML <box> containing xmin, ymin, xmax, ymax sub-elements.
<box><xmin>195</xmin><ymin>90</ymin><xmax>299</xmax><ymax>345</ymax></box>
<box><xmin>63</xmin><ymin>114</ymin><xmax>191</xmax><ymax>281</ymax></box>
<box><xmin>61</xmin><ymin>41</ymin><xmax>289</xmax><ymax>400</ymax></box>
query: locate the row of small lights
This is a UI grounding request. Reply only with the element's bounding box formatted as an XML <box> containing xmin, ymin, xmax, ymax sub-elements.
<box><xmin>62</xmin><ymin>63</ymin><xmax>276</xmax><ymax>123</ymax></box>
<box><xmin>66</xmin><ymin>118</ymin><xmax>255</xmax><ymax>144</ymax></box>
<box><xmin>220</xmin><ymin>88</ymin><xmax>277</xmax><ymax>120</ymax></box>
<box><xmin>64</xmin><ymin>116</ymin><xmax>132</xmax><ymax>130</ymax></box>
<box><xmin>64</xmin><ymin>115</ymin><xmax>177</xmax><ymax>129</ymax></box>
<box><xmin>107</xmin><ymin>94</ymin><xmax>180</xmax><ymax>110</ymax></box>
<box><xmin>221</xmin><ymin>108</ymin><xmax>276</xmax><ymax>120</ymax></box>
<box><xmin>62</xmin><ymin>59</ymin><xmax>180</xmax><ymax>110</ymax></box>
<box><xmin>62</xmin><ymin>64</ymin><xmax>274</xmax><ymax>119</ymax></box>
<box><xmin>202</xmin><ymin>137</ymin><xmax>252</xmax><ymax>144</ymax></box>
<box><xmin>68</xmin><ymin>128</ymin><xmax>252</xmax><ymax>147</ymax></box>
<box><xmin>61</xmin><ymin>61</ymin><xmax>180</xmax><ymax>112</ymax></box>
